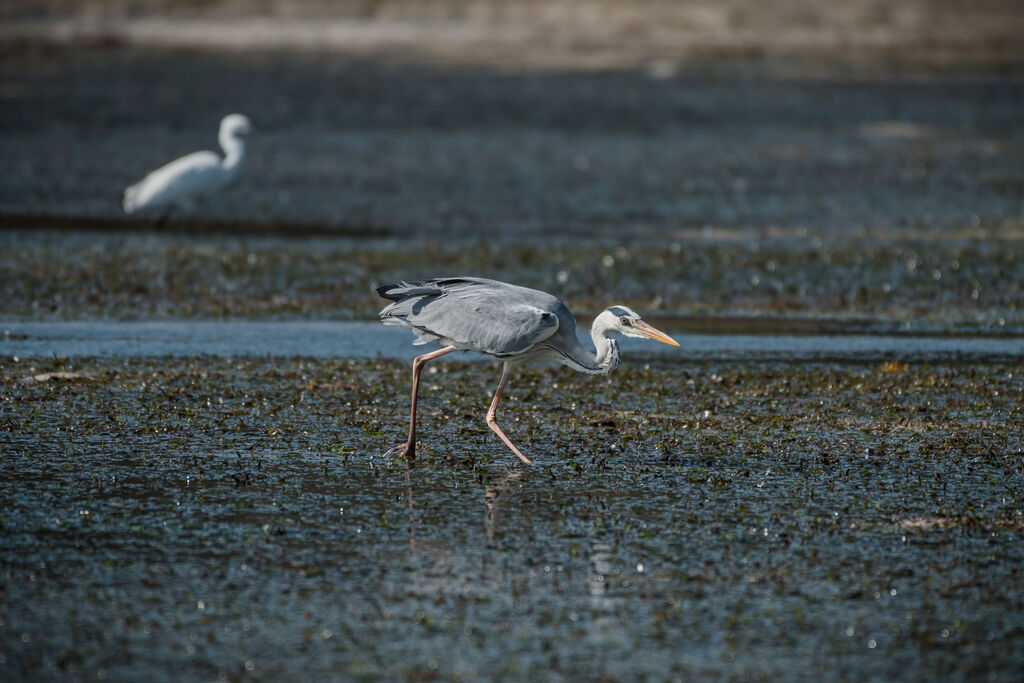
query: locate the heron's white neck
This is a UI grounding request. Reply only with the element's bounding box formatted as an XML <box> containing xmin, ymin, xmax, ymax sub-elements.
<box><xmin>580</xmin><ymin>314</ymin><xmax>621</xmax><ymax>375</ymax></box>
<box><xmin>219</xmin><ymin>126</ymin><xmax>245</xmax><ymax>172</ymax></box>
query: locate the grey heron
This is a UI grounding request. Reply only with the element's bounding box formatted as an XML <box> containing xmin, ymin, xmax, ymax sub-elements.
<box><xmin>123</xmin><ymin>114</ymin><xmax>253</xmax><ymax>220</ymax></box>
<box><xmin>378</xmin><ymin>277</ymin><xmax>680</xmax><ymax>465</ymax></box>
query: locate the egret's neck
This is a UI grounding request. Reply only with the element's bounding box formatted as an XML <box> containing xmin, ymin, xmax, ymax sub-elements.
<box><xmin>219</xmin><ymin>128</ymin><xmax>245</xmax><ymax>172</ymax></box>
<box><xmin>586</xmin><ymin>316</ymin><xmax>621</xmax><ymax>375</ymax></box>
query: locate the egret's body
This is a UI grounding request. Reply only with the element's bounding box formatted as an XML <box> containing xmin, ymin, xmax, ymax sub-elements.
<box><xmin>123</xmin><ymin>114</ymin><xmax>252</xmax><ymax>218</ymax></box>
<box><xmin>378</xmin><ymin>277</ymin><xmax>679</xmax><ymax>464</ymax></box>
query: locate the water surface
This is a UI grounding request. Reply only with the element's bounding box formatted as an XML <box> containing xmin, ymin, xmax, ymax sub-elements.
<box><xmin>4</xmin><ymin>320</ymin><xmax>1022</xmax><ymax>363</ymax></box>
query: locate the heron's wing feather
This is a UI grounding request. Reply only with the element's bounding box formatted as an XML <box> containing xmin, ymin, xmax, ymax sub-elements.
<box><xmin>123</xmin><ymin>150</ymin><xmax>224</xmax><ymax>212</ymax></box>
<box><xmin>378</xmin><ymin>278</ymin><xmax>564</xmax><ymax>356</ymax></box>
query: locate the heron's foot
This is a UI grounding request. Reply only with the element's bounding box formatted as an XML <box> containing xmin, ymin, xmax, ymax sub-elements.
<box><xmin>384</xmin><ymin>441</ymin><xmax>433</xmax><ymax>460</ymax></box>
<box><xmin>383</xmin><ymin>443</ymin><xmax>414</xmax><ymax>460</ymax></box>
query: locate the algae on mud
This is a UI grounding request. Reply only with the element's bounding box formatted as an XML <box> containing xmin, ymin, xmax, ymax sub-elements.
<box><xmin>2</xmin><ymin>229</ymin><xmax>1022</xmax><ymax>333</ymax></box>
<box><xmin>1</xmin><ymin>355</ymin><xmax>1021</xmax><ymax>680</ymax></box>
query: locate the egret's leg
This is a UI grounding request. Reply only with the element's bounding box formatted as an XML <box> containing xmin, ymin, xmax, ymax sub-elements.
<box><xmin>154</xmin><ymin>206</ymin><xmax>173</xmax><ymax>230</ymax></box>
<box><xmin>395</xmin><ymin>345</ymin><xmax>456</xmax><ymax>459</ymax></box>
<box><xmin>486</xmin><ymin>366</ymin><xmax>532</xmax><ymax>466</ymax></box>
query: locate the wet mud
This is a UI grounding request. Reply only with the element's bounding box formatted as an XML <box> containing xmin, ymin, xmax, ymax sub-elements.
<box><xmin>1</xmin><ymin>355</ymin><xmax>1022</xmax><ymax>680</ymax></box>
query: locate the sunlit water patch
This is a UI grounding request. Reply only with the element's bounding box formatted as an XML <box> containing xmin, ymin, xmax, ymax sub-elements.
<box><xmin>3</xmin><ymin>321</ymin><xmax>1022</xmax><ymax>363</ymax></box>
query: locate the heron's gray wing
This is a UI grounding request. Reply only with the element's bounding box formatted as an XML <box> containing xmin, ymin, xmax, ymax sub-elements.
<box><xmin>378</xmin><ymin>278</ymin><xmax>562</xmax><ymax>356</ymax></box>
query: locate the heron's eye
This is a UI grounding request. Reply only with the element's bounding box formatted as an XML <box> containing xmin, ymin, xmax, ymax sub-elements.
<box><xmin>619</xmin><ymin>316</ymin><xmax>632</xmax><ymax>326</ymax></box>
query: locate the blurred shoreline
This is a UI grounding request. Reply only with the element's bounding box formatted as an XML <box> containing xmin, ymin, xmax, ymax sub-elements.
<box><xmin>2</xmin><ymin>1</ymin><xmax>1023</xmax><ymax>74</ymax></box>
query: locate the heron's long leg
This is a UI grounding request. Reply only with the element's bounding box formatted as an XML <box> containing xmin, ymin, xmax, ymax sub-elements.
<box><xmin>400</xmin><ymin>345</ymin><xmax>456</xmax><ymax>458</ymax></box>
<box><xmin>486</xmin><ymin>365</ymin><xmax>532</xmax><ymax>466</ymax></box>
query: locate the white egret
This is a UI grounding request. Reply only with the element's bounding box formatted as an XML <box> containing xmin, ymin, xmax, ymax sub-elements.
<box><xmin>122</xmin><ymin>113</ymin><xmax>253</xmax><ymax>221</ymax></box>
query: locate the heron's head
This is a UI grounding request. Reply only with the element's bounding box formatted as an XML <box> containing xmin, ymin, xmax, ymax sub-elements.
<box><xmin>221</xmin><ymin>114</ymin><xmax>253</xmax><ymax>137</ymax></box>
<box><xmin>598</xmin><ymin>306</ymin><xmax>680</xmax><ymax>346</ymax></box>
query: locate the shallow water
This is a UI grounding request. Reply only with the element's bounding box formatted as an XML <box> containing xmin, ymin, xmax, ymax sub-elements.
<box><xmin>4</xmin><ymin>320</ymin><xmax>1023</xmax><ymax>363</ymax></box>
<box><xmin>1</xmin><ymin>355</ymin><xmax>1022</xmax><ymax>681</ymax></box>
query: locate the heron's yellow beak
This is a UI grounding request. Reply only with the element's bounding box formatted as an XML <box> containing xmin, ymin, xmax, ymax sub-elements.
<box><xmin>634</xmin><ymin>320</ymin><xmax>680</xmax><ymax>347</ymax></box>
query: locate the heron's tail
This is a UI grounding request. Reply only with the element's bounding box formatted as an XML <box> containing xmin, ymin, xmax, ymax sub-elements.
<box><xmin>376</xmin><ymin>280</ymin><xmax>447</xmax><ymax>336</ymax></box>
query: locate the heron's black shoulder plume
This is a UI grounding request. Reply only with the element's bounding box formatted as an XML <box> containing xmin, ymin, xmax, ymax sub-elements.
<box><xmin>376</xmin><ymin>281</ymin><xmax>447</xmax><ymax>301</ymax></box>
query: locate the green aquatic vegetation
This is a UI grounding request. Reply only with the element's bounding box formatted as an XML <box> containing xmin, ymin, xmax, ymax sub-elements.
<box><xmin>2</xmin><ymin>229</ymin><xmax>1023</xmax><ymax>330</ymax></box>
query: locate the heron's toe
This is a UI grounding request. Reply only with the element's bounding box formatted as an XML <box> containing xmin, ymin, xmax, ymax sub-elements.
<box><xmin>383</xmin><ymin>444</ymin><xmax>410</xmax><ymax>459</ymax></box>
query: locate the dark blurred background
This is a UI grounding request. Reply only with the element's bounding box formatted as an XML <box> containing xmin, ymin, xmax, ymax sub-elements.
<box><xmin>2</xmin><ymin>0</ymin><xmax>1022</xmax><ymax>236</ymax></box>
<box><xmin>1</xmin><ymin>1</ymin><xmax>1022</xmax><ymax>326</ymax></box>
